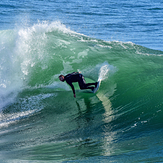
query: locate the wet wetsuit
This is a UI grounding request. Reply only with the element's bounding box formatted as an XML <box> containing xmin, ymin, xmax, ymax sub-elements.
<box><xmin>64</xmin><ymin>72</ymin><xmax>96</xmax><ymax>95</ymax></box>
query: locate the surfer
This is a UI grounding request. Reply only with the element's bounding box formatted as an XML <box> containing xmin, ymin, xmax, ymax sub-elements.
<box><xmin>59</xmin><ymin>72</ymin><xmax>97</xmax><ymax>98</ymax></box>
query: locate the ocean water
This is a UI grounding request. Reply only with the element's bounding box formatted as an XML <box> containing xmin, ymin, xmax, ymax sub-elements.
<box><xmin>0</xmin><ymin>0</ymin><xmax>163</xmax><ymax>162</ymax></box>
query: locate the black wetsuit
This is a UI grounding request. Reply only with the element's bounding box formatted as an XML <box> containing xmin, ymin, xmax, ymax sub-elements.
<box><xmin>64</xmin><ymin>72</ymin><xmax>96</xmax><ymax>95</ymax></box>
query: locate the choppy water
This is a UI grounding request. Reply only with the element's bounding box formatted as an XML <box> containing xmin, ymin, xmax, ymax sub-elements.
<box><xmin>0</xmin><ymin>0</ymin><xmax>163</xmax><ymax>162</ymax></box>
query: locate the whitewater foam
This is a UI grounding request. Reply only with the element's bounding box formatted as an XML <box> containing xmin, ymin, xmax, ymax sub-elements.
<box><xmin>98</xmin><ymin>62</ymin><xmax>116</xmax><ymax>81</ymax></box>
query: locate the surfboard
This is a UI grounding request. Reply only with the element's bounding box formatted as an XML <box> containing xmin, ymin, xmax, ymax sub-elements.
<box><xmin>93</xmin><ymin>79</ymin><xmax>102</xmax><ymax>93</ymax></box>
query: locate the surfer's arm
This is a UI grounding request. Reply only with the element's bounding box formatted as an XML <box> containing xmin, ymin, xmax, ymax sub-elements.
<box><xmin>67</xmin><ymin>82</ymin><xmax>76</xmax><ymax>97</ymax></box>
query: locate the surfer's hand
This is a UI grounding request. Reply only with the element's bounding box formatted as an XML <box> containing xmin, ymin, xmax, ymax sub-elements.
<box><xmin>74</xmin><ymin>94</ymin><xmax>76</xmax><ymax>98</ymax></box>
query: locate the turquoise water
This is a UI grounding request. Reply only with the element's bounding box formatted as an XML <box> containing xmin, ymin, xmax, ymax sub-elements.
<box><xmin>0</xmin><ymin>0</ymin><xmax>163</xmax><ymax>162</ymax></box>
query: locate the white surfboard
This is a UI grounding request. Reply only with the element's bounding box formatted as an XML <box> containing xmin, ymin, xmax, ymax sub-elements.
<box><xmin>93</xmin><ymin>79</ymin><xmax>102</xmax><ymax>93</ymax></box>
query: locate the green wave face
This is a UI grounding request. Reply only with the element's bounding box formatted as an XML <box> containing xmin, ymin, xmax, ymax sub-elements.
<box><xmin>0</xmin><ymin>21</ymin><xmax>163</xmax><ymax>161</ymax></box>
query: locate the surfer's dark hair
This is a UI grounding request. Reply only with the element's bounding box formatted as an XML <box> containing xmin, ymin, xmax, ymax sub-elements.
<box><xmin>59</xmin><ymin>75</ymin><xmax>64</xmax><ymax>78</ymax></box>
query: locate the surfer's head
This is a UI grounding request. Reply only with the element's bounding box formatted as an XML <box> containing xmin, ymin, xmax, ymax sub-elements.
<box><xmin>59</xmin><ymin>75</ymin><xmax>65</xmax><ymax>82</ymax></box>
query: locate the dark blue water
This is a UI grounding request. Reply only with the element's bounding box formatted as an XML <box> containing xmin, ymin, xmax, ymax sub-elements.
<box><xmin>0</xmin><ymin>0</ymin><xmax>163</xmax><ymax>162</ymax></box>
<box><xmin>0</xmin><ymin>0</ymin><xmax>163</xmax><ymax>51</ymax></box>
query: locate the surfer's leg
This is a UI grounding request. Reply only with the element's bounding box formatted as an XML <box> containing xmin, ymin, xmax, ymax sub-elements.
<box><xmin>80</xmin><ymin>85</ymin><xmax>94</xmax><ymax>91</ymax></box>
<box><xmin>78</xmin><ymin>75</ymin><xmax>92</xmax><ymax>90</ymax></box>
<box><xmin>79</xmin><ymin>82</ymin><xmax>97</xmax><ymax>91</ymax></box>
<box><xmin>78</xmin><ymin>75</ymin><xmax>97</xmax><ymax>91</ymax></box>
<box><xmin>85</xmin><ymin>82</ymin><xmax>98</xmax><ymax>87</ymax></box>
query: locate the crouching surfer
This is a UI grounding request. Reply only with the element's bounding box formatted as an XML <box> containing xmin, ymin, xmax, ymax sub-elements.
<box><xmin>59</xmin><ymin>72</ymin><xmax>97</xmax><ymax>98</ymax></box>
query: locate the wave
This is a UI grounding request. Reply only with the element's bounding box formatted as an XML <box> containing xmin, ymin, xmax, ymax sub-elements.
<box><xmin>0</xmin><ymin>20</ymin><xmax>163</xmax><ymax>119</ymax></box>
<box><xmin>0</xmin><ymin>21</ymin><xmax>163</xmax><ymax>161</ymax></box>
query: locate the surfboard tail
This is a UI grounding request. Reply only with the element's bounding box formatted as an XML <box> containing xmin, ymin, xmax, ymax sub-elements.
<box><xmin>93</xmin><ymin>80</ymin><xmax>101</xmax><ymax>93</ymax></box>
